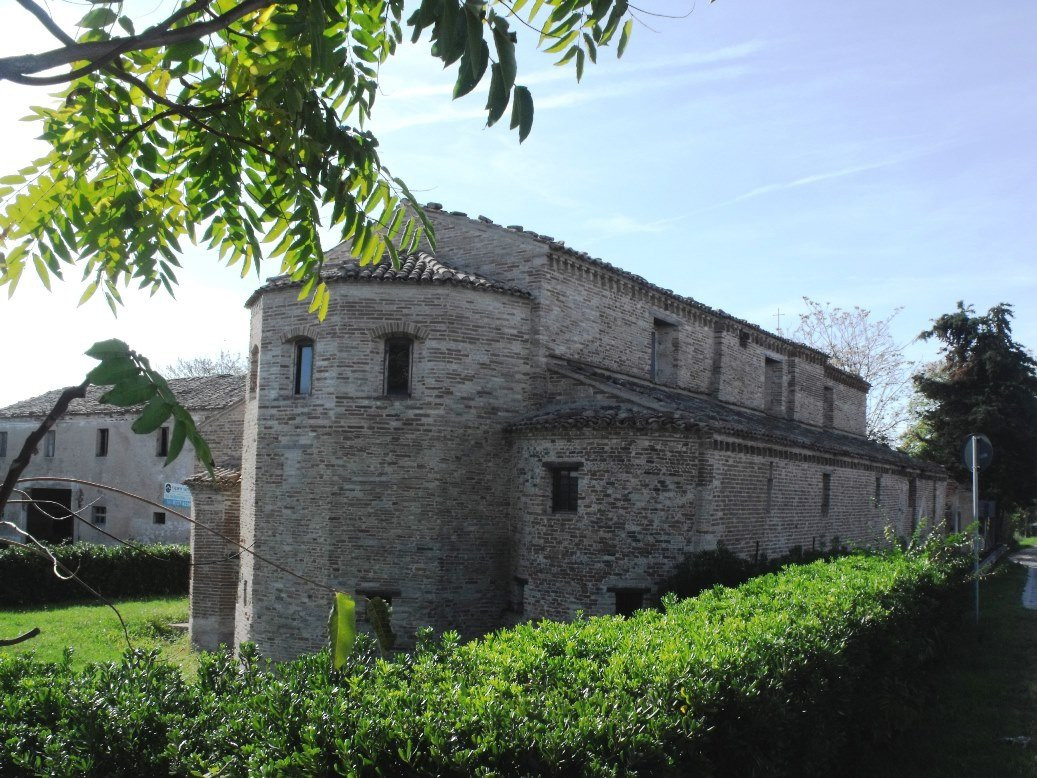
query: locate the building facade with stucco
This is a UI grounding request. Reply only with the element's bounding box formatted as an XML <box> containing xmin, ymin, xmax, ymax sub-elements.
<box><xmin>189</xmin><ymin>205</ymin><xmax>948</xmax><ymax>658</ymax></box>
<box><xmin>0</xmin><ymin>375</ymin><xmax>244</xmax><ymax>546</ymax></box>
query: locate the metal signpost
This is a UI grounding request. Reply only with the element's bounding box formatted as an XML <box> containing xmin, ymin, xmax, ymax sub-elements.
<box><xmin>962</xmin><ymin>433</ymin><xmax>993</xmax><ymax>623</ymax></box>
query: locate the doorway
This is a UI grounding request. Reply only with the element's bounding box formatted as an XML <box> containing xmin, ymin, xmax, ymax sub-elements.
<box><xmin>26</xmin><ymin>488</ymin><xmax>74</xmax><ymax>544</ymax></box>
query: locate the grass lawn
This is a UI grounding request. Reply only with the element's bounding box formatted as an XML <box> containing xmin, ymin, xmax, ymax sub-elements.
<box><xmin>0</xmin><ymin>596</ymin><xmax>196</xmax><ymax>674</ymax></box>
<box><xmin>850</xmin><ymin>559</ymin><xmax>1037</xmax><ymax>777</ymax></box>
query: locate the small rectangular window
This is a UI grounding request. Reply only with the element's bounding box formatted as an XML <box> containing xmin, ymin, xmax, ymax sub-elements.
<box><xmin>96</xmin><ymin>428</ymin><xmax>109</xmax><ymax>457</ymax></box>
<box><xmin>823</xmin><ymin>386</ymin><xmax>835</xmax><ymax>429</ymax></box>
<box><xmin>43</xmin><ymin>430</ymin><xmax>55</xmax><ymax>458</ymax></box>
<box><xmin>384</xmin><ymin>337</ymin><xmax>413</xmax><ymax>397</ymax></box>
<box><xmin>91</xmin><ymin>506</ymin><xmax>106</xmax><ymax>525</ymax></box>
<box><xmin>821</xmin><ymin>473</ymin><xmax>832</xmax><ymax>517</ymax></box>
<box><xmin>549</xmin><ymin>464</ymin><xmax>580</xmax><ymax>512</ymax></box>
<box><xmin>874</xmin><ymin>475</ymin><xmax>882</xmax><ymax>508</ymax></box>
<box><xmin>611</xmin><ymin>587</ymin><xmax>648</xmax><ymax>617</ymax></box>
<box><xmin>908</xmin><ymin>477</ymin><xmax>918</xmax><ymax>531</ymax></box>
<box><xmin>0</xmin><ymin>431</ymin><xmax>6</xmax><ymax>458</ymax></box>
<box><xmin>156</xmin><ymin>426</ymin><xmax>169</xmax><ymax>457</ymax></box>
<box><xmin>294</xmin><ymin>340</ymin><xmax>314</xmax><ymax>395</ymax></box>
<box><xmin>153</xmin><ymin>511</ymin><xmax>166</xmax><ymax>525</ymax></box>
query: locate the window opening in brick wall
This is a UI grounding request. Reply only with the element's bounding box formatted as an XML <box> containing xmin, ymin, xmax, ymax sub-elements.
<box><xmin>511</xmin><ymin>576</ymin><xmax>527</xmax><ymax>614</ymax></box>
<box><xmin>650</xmin><ymin>318</ymin><xmax>677</xmax><ymax>383</ymax></box>
<box><xmin>91</xmin><ymin>506</ymin><xmax>106</xmax><ymax>525</ymax></box>
<box><xmin>356</xmin><ymin>586</ymin><xmax>401</xmax><ymax>623</ymax></box>
<box><xmin>384</xmin><ymin>336</ymin><xmax>413</xmax><ymax>397</ymax></box>
<box><xmin>153</xmin><ymin>511</ymin><xmax>166</xmax><ymax>525</ymax></box>
<box><xmin>609</xmin><ymin>587</ymin><xmax>649</xmax><ymax>617</ymax></box>
<box><xmin>874</xmin><ymin>475</ymin><xmax>882</xmax><ymax>508</ymax></box>
<box><xmin>96</xmin><ymin>428</ymin><xmax>109</xmax><ymax>457</ymax></box>
<box><xmin>765</xmin><ymin>462</ymin><xmax>775</xmax><ymax>517</ymax></box>
<box><xmin>43</xmin><ymin>430</ymin><xmax>55</xmax><ymax>458</ymax></box>
<box><xmin>821</xmin><ymin>473</ymin><xmax>832</xmax><ymax>517</ymax></box>
<box><xmin>764</xmin><ymin>357</ymin><xmax>784</xmax><ymax>415</ymax></box>
<box><xmin>294</xmin><ymin>339</ymin><xmax>314</xmax><ymax>395</ymax></box>
<box><xmin>0</xmin><ymin>431</ymin><xmax>6</xmax><ymax>458</ymax></box>
<box><xmin>932</xmin><ymin>482</ymin><xmax>938</xmax><ymax>520</ymax></box>
<box><xmin>156</xmin><ymin>426</ymin><xmax>169</xmax><ymax>457</ymax></box>
<box><xmin>248</xmin><ymin>345</ymin><xmax>259</xmax><ymax>398</ymax></box>
<box><xmin>908</xmin><ymin>477</ymin><xmax>918</xmax><ymax>532</ymax></box>
<box><xmin>739</xmin><ymin>329</ymin><xmax>750</xmax><ymax>348</ymax></box>
<box><xmin>547</xmin><ymin>463</ymin><xmax>581</xmax><ymax>512</ymax></box>
<box><xmin>823</xmin><ymin>386</ymin><xmax>835</xmax><ymax>429</ymax></box>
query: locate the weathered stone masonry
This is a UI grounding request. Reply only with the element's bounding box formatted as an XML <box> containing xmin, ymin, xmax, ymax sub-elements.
<box><xmin>190</xmin><ymin>206</ymin><xmax>947</xmax><ymax>659</ymax></box>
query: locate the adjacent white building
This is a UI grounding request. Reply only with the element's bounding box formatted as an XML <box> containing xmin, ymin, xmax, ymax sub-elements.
<box><xmin>0</xmin><ymin>375</ymin><xmax>244</xmax><ymax>545</ymax></box>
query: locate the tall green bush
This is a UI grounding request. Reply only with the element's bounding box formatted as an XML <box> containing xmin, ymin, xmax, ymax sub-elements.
<box><xmin>0</xmin><ymin>540</ymin><xmax>969</xmax><ymax>776</ymax></box>
<box><xmin>0</xmin><ymin>543</ymin><xmax>189</xmax><ymax>606</ymax></box>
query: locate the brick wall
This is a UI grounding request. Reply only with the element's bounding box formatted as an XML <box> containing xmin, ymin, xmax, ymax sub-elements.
<box><xmin>510</xmin><ymin>428</ymin><xmax>706</xmax><ymax>621</ymax></box>
<box><xmin>238</xmin><ymin>283</ymin><xmax>533</xmax><ymax>659</ymax></box>
<box><xmin>189</xmin><ymin>479</ymin><xmax>241</xmax><ymax>650</ymax></box>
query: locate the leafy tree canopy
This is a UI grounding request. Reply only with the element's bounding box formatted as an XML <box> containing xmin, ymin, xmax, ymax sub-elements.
<box><xmin>0</xmin><ymin>0</ymin><xmax>643</xmax><ymax>318</ymax></box>
<box><xmin>909</xmin><ymin>302</ymin><xmax>1037</xmax><ymax>512</ymax></box>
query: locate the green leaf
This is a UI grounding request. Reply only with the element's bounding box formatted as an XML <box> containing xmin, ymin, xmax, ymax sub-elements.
<box><xmin>100</xmin><ymin>375</ymin><xmax>157</xmax><ymax>406</ymax></box>
<box><xmin>510</xmin><ymin>85</ymin><xmax>534</xmax><ymax>142</ymax></box>
<box><xmin>85</xmin><ymin>339</ymin><xmax>130</xmax><ymax>360</ymax></box>
<box><xmin>80</xmin><ymin>7</ymin><xmax>117</xmax><ymax>28</ymax></box>
<box><xmin>329</xmin><ymin>592</ymin><xmax>357</xmax><ymax>670</ymax></box>
<box><xmin>492</xmin><ymin>25</ymin><xmax>517</xmax><ymax>91</ymax></box>
<box><xmin>131</xmin><ymin>395</ymin><xmax>174</xmax><ymax>434</ymax></box>
<box><xmin>164</xmin><ymin>419</ymin><xmax>188</xmax><ymax>466</ymax></box>
<box><xmin>454</xmin><ymin>41</ymin><xmax>488</xmax><ymax>98</ymax></box>
<box><xmin>485</xmin><ymin>64</ymin><xmax>507</xmax><ymax>126</ymax></box>
<box><xmin>465</xmin><ymin>5</ymin><xmax>486</xmax><ymax>79</ymax></box>
<box><xmin>618</xmin><ymin>18</ymin><xmax>633</xmax><ymax>58</ymax></box>
<box><xmin>85</xmin><ymin>355</ymin><xmax>139</xmax><ymax>386</ymax></box>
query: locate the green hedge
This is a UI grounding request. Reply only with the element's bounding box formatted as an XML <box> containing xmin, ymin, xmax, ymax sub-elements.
<box><xmin>0</xmin><ymin>543</ymin><xmax>189</xmax><ymax>606</ymax></box>
<box><xmin>0</xmin><ymin>540</ymin><xmax>968</xmax><ymax>776</ymax></box>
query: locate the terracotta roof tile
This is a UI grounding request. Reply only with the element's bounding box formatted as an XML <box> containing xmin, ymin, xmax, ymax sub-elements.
<box><xmin>0</xmin><ymin>374</ymin><xmax>245</xmax><ymax>419</ymax></box>
<box><xmin>509</xmin><ymin>360</ymin><xmax>942</xmax><ymax>473</ymax></box>
<box><xmin>247</xmin><ymin>250</ymin><xmax>531</xmax><ymax>306</ymax></box>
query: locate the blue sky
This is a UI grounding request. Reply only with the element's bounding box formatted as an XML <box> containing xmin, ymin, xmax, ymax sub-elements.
<box><xmin>0</xmin><ymin>0</ymin><xmax>1034</xmax><ymax>407</ymax></box>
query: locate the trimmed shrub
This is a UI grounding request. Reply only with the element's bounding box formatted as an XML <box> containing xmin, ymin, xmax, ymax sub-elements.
<box><xmin>0</xmin><ymin>540</ymin><xmax>969</xmax><ymax>776</ymax></box>
<box><xmin>0</xmin><ymin>543</ymin><xmax>189</xmax><ymax>606</ymax></box>
<box><xmin>659</xmin><ymin>540</ymin><xmax>847</xmax><ymax>599</ymax></box>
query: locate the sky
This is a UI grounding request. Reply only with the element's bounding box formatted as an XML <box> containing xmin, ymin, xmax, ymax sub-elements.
<box><xmin>0</xmin><ymin>0</ymin><xmax>1034</xmax><ymax>408</ymax></box>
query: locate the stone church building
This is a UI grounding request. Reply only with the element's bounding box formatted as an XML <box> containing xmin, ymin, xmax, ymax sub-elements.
<box><xmin>190</xmin><ymin>205</ymin><xmax>946</xmax><ymax>658</ymax></box>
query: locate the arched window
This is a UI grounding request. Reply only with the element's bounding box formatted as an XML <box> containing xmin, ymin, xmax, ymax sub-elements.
<box><xmin>293</xmin><ymin>338</ymin><xmax>314</xmax><ymax>396</ymax></box>
<box><xmin>383</xmin><ymin>336</ymin><xmax>413</xmax><ymax>397</ymax></box>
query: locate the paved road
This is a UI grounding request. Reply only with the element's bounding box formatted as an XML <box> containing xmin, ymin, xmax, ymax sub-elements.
<box><xmin>1012</xmin><ymin>546</ymin><xmax>1037</xmax><ymax>610</ymax></box>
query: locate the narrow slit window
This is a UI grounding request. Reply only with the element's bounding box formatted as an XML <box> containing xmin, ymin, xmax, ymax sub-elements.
<box><xmin>248</xmin><ymin>345</ymin><xmax>260</xmax><ymax>398</ymax></box>
<box><xmin>43</xmin><ymin>430</ymin><xmax>55</xmax><ymax>458</ymax></box>
<box><xmin>874</xmin><ymin>475</ymin><xmax>882</xmax><ymax>508</ymax></box>
<box><xmin>823</xmin><ymin>386</ymin><xmax>835</xmax><ymax>429</ymax></box>
<box><xmin>156</xmin><ymin>426</ymin><xmax>169</xmax><ymax>457</ymax></box>
<box><xmin>764</xmin><ymin>357</ymin><xmax>784</xmax><ymax>415</ymax></box>
<box><xmin>294</xmin><ymin>339</ymin><xmax>314</xmax><ymax>396</ymax></box>
<box><xmin>821</xmin><ymin>473</ymin><xmax>832</xmax><ymax>517</ymax></box>
<box><xmin>0</xmin><ymin>431</ymin><xmax>6</xmax><ymax>458</ymax></box>
<box><xmin>549</xmin><ymin>465</ymin><xmax>580</xmax><ymax>513</ymax></box>
<box><xmin>384</xmin><ymin>336</ymin><xmax>412</xmax><ymax>397</ymax></box>
<box><xmin>651</xmin><ymin>318</ymin><xmax>677</xmax><ymax>383</ymax></box>
<box><xmin>96</xmin><ymin>428</ymin><xmax>109</xmax><ymax>457</ymax></box>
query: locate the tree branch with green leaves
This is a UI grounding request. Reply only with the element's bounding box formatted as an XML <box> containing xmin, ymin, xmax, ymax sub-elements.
<box><xmin>0</xmin><ymin>0</ymin><xmax>644</xmax><ymax>319</ymax></box>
